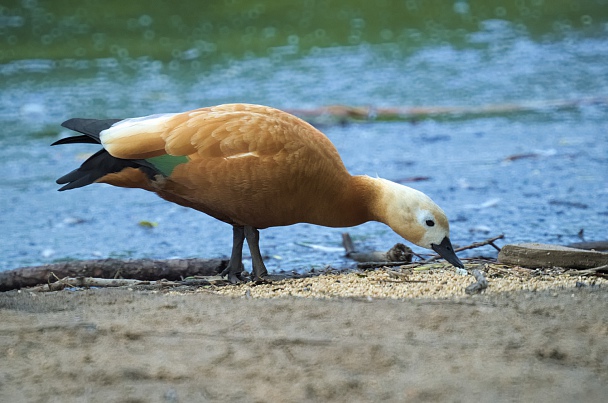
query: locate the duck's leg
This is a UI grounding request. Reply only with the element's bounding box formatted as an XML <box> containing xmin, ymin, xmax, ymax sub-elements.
<box><xmin>220</xmin><ymin>225</ymin><xmax>246</xmax><ymax>283</ymax></box>
<box><xmin>244</xmin><ymin>226</ymin><xmax>269</xmax><ymax>282</ymax></box>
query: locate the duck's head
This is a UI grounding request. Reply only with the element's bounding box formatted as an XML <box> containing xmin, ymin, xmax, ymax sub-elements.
<box><xmin>375</xmin><ymin>179</ymin><xmax>464</xmax><ymax>269</ymax></box>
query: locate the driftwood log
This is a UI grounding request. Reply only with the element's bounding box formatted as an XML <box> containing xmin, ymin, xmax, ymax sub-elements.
<box><xmin>0</xmin><ymin>258</ymin><xmax>228</xmax><ymax>292</ymax></box>
<box><xmin>498</xmin><ymin>243</ymin><xmax>608</xmax><ymax>269</ymax></box>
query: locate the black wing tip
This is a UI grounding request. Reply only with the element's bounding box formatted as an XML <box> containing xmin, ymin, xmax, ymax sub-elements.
<box><xmin>51</xmin><ymin>135</ymin><xmax>100</xmax><ymax>146</ymax></box>
<box><xmin>54</xmin><ymin>117</ymin><xmax>122</xmax><ymax>146</ymax></box>
<box><xmin>58</xmin><ymin>117</ymin><xmax>123</xmax><ymax>141</ymax></box>
<box><xmin>55</xmin><ymin>171</ymin><xmax>99</xmax><ymax>191</ymax></box>
<box><xmin>60</xmin><ymin>118</ymin><xmax>82</xmax><ymax>129</ymax></box>
<box><xmin>60</xmin><ymin>117</ymin><xmax>117</xmax><ymax>129</ymax></box>
<box><xmin>57</xmin><ymin>183</ymin><xmax>81</xmax><ymax>191</ymax></box>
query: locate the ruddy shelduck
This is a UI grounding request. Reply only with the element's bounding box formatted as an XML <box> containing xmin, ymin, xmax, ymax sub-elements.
<box><xmin>53</xmin><ymin>103</ymin><xmax>463</xmax><ymax>282</ymax></box>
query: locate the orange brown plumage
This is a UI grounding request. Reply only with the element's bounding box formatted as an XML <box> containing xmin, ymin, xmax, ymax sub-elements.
<box><xmin>53</xmin><ymin>103</ymin><xmax>463</xmax><ymax>282</ymax></box>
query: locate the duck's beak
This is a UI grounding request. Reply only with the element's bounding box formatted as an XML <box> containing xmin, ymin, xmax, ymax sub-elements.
<box><xmin>431</xmin><ymin>236</ymin><xmax>464</xmax><ymax>268</ymax></box>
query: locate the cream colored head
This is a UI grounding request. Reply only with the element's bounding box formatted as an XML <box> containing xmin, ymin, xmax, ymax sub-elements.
<box><xmin>373</xmin><ymin>178</ymin><xmax>463</xmax><ymax>268</ymax></box>
<box><xmin>374</xmin><ymin>179</ymin><xmax>448</xmax><ymax>247</ymax></box>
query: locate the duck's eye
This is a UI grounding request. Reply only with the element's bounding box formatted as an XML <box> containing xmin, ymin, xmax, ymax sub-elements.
<box><xmin>425</xmin><ymin>220</ymin><xmax>435</xmax><ymax>227</ymax></box>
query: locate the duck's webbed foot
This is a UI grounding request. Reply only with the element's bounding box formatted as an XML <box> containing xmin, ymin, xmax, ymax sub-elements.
<box><xmin>221</xmin><ymin>226</ymin><xmax>285</xmax><ymax>283</ymax></box>
<box><xmin>220</xmin><ymin>262</ymin><xmax>247</xmax><ymax>284</ymax></box>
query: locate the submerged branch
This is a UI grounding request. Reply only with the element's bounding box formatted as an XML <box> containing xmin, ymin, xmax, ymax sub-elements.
<box><xmin>286</xmin><ymin>97</ymin><xmax>608</xmax><ymax>123</ymax></box>
<box><xmin>342</xmin><ymin>232</ymin><xmax>413</xmax><ymax>265</ymax></box>
<box><xmin>567</xmin><ymin>241</ymin><xmax>608</xmax><ymax>252</ymax></box>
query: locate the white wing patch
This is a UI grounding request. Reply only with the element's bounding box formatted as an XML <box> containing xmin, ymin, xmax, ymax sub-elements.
<box><xmin>98</xmin><ymin>112</ymin><xmax>182</xmax><ymax>159</ymax></box>
<box><xmin>100</xmin><ymin>113</ymin><xmax>179</xmax><ymax>144</ymax></box>
<box><xmin>225</xmin><ymin>151</ymin><xmax>260</xmax><ymax>159</ymax></box>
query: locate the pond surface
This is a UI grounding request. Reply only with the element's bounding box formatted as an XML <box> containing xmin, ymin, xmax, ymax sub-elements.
<box><xmin>1</xmin><ymin>1</ymin><xmax>607</xmax><ymax>273</ymax></box>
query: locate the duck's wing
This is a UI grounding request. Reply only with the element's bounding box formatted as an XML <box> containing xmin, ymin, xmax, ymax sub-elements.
<box><xmin>100</xmin><ymin>104</ymin><xmax>325</xmax><ymax>163</ymax></box>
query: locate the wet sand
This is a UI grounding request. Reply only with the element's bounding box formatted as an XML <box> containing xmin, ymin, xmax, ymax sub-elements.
<box><xmin>1</xmin><ymin>272</ymin><xmax>607</xmax><ymax>402</ymax></box>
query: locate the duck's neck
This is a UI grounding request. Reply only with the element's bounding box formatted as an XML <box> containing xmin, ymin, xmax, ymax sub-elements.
<box><xmin>339</xmin><ymin>175</ymin><xmax>395</xmax><ymax>226</ymax></box>
<box><xmin>349</xmin><ymin>175</ymin><xmax>424</xmax><ymax>230</ymax></box>
<box><xmin>306</xmin><ymin>175</ymin><xmax>419</xmax><ymax>229</ymax></box>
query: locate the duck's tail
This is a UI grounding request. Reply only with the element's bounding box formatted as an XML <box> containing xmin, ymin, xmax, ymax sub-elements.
<box><xmin>52</xmin><ymin>118</ymin><xmax>159</xmax><ymax>191</ymax></box>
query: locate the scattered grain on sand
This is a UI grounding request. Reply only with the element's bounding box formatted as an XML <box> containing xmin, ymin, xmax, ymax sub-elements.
<box><xmin>208</xmin><ymin>264</ymin><xmax>607</xmax><ymax>299</ymax></box>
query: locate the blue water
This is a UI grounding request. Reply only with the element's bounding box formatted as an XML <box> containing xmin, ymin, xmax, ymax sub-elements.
<box><xmin>1</xmin><ymin>21</ymin><xmax>607</xmax><ymax>273</ymax></box>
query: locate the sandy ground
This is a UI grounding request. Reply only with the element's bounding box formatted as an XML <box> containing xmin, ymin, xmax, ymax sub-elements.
<box><xmin>1</xmin><ymin>270</ymin><xmax>607</xmax><ymax>402</ymax></box>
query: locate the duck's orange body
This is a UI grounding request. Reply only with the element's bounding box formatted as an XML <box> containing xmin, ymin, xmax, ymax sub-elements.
<box><xmin>54</xmin><ymin>103</ymin><xmax>462</xmax><ymax>282</ymax></box>
<box><xmin>100</xmin><ymin>104</ymin><xmax>373</xmax><ymax>229</ymax></box>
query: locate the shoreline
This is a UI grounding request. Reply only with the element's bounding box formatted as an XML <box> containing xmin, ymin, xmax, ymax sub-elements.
<box><xmin>1</xmin><ymin>280</ymin><xmax>607</xmax><ymax>402</ymax></box>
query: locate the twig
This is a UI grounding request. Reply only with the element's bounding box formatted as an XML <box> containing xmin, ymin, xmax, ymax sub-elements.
<box><xmin>465</xmin><ymin>269</ymin><xmax>489</xmax><ymax>294</ymax></box>
<box><xmin>357</xmin><ymin>261</ymin><xmax>412</xmax><ymax>270</ymax></box>
<box><xmin>455</xmin><ymin>234</ymin><xmax>504</xmax><ymax>253</ymax></box>
<box><xmin>567</xmin><ymin>264</ymin><xmax>608</xmax><ymax>276</ymax></box>
<box><xmin>28</xmin><ymin>277</ymin><xmax>183</xmax><ymax>292</ymax></box>
<box><xmin>26</xmin><ymin>275</ymin><xmax>234</xmax><ymax>292</ymax></box>
<box><xmin>410</xmin><ymin>251</ymin><xmax>428</xmax><ymax>260</ymax></box>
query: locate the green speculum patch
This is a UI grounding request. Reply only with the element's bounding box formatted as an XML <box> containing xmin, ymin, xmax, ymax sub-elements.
<box><xmin>146</xmin><ymin>155</ymin><xmax>189</xmax><ymax>176</ymax></box>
